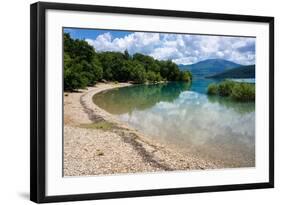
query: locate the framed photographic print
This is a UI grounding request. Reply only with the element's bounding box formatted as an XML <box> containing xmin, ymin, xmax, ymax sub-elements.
<box><xmin>30</xmin><ymin>1</ymin><xmax>274</xmax><ymax>203</ymax></box>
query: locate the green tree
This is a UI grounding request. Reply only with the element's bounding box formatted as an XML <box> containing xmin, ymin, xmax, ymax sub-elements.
<box><xmin>129</xmin><ymin>62</ymin><xmax>146</xmax><ymax>83</ymax></box>
<box><xmin>179</xmin><ymin>71</ymin><xmax>192</xmax><ymax>82</ymax></box>
<box><xmin>159</xmin><ymin>60</ymin><xmax>181</xmax><ymax>81</ymax></box>
<box><xmin>146</xmin><ymin>71</ymin><xmax>162</xmax><ymax>82</ymax></box>
<box><xmin>64</xmin><ymin>33</ymin><xmax>95</xmax><ymax>62</ymax></box>
<box><xmin>89</xmin><ymin>56</ymin><xmax>103</xmax><ymax>83</ymax></box>
<box><xmin>146</xmin><ymin>71</ymin><xmax>157</xmax><ymax>82</ymax></box>
<box><xmin>231</xmin><ymin>83</ymin><xmax>255</xmax><ymax>101</ymax></box>
<box><xmin>63</xmin><ymin>32</ymin><xmax>193</xmax><ymax>91</ymax></box>
<box><xmin>64</xmin><ymin>54</ymin><xmax>89</xmax><ymax>90</ymax></box>
<box><xmin>133</xmin><ymin>53</ymin><xmax>155</xmax><ymax>71</ymax></box>
<box><xmin>218</xmin><ymin>80</ymin><xmax>235</xmax><ymax>96</ymax></box>
<box><xmin>64</xmin><ymin>33</ymin><xmax>102</xmax><ymax>90</ymax></box>
<box><xmin>207</xmin><ymin>83</ymin><xmax>218</xmax><ymax>95</ymax></box>
<box><xmin>124</xmin><ymin>49</ymin><xmax>130</xmax><ymax>60</ymax></box>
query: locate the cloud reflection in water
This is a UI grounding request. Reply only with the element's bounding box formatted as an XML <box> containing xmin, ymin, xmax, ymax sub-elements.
<box><xmin>118</xmin><ymin>91</ymin><xmax>255</xmax><ymax>167</ymax></box>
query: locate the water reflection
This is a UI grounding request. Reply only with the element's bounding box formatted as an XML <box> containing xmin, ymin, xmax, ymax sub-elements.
<box><xmin>93</xmin><ymin>82</ymin><xmax>191</xmax><ymax>115</ymax></box>
<box><xmin>207</xmin><ymin>95</ymin><xmax>255</xmax><ymax>114</ymax></box>
<box><xmin>93</xmin><ymin>82</ymin><xmax>255</xmax><ymax>168</ymax></box>
<box><xmin>119</xmin><ymin>91</ymin><xmax>255</xmax><ymax>167</ymax></box>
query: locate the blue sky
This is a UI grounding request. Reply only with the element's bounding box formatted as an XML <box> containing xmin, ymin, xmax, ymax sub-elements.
<box><xmin>64</xmin><ymin>28</ymin><xmax>255</xmax><ymax>65</ymax></box>
<box><xmin>64</xmin><ymin>28</ymin><xmax>131</xmax><ymax>40</ymax></box>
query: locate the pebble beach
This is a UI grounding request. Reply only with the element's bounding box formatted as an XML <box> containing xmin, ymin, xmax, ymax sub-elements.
<box><xmin>63</xmin><ymin>83</ymin><xmax>219</xmax><ymax>176</ymax></box>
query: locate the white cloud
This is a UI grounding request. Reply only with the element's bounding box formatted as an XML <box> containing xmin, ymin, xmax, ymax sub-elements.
<box><xmin>86</xmin><ymin>32</ymin><xmax>161</xmax><ymax>54</ymax></box>
<box><xmin>86</xmin><ymin>32</ymin><xmax>255</xmax><ymax>65</ymax></box>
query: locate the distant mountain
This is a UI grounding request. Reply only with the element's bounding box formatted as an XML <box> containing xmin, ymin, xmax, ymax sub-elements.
<box><xmin>178</xmin><ymin>59</ymin><xmax>241</xmax><ymax>77</ymax></box>
<box><xmin>206</xmin><ymin>65</ymin><xmax>255</xmax><ymax>79</ymax></box>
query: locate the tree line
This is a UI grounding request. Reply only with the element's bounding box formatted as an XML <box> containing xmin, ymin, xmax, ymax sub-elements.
<box><xmin>64</xmin><ymin>33</ymin><xmax>192</xmax><ymax>91</ymax></box>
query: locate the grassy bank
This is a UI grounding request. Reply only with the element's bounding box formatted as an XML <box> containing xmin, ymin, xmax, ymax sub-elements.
<box><xmin>207</xmin><ymin>80</ymin><xmax>255</xmax><ymax>102</ymax></box>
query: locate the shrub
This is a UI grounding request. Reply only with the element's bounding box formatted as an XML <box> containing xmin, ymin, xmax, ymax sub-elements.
<box><xmin>207</xmin><ymin>83</ymin><xmax>218</xmax><ymax>95</ymax></box>
<box><xmin>64</xmin><ymin>61</ymin><xmax>89</xmax><ymax>91</ymax></box>
<box><xmin>231</xmin><ymin>83</ymin><xmax>255</xmax><ymax>101</ymax></box>
<box><xmin>146</xmin><ymin>72</ymin><xmax>162</xmax><ymax>83</ymax></box>
<box><xmin>179</xmin><ymin>71</ymin><xmax>192</xmax><ymax>82</ymax></box>
<box><xmin>206</xmin><ymin>80</ymin><xmax>255</xmax><ymax>102</ymax></box>
<box><xmin>217</xmin><ymin>80</ymin><xmax>235</xmax><ymax>96</ymax></box>
<box><xmin>129</xmin><ymin>63</ymin><xmax>147</xmax><ymax>83</ymax></box>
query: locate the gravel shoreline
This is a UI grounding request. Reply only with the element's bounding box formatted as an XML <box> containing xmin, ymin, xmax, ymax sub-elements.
<box><xmin>64</xmin><ymin>83</ymin><xmax>219</xmax><ymax>176</ymax></box>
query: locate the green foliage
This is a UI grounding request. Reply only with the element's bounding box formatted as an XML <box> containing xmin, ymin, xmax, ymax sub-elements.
<box><xmin>179</xmin><ymin>71</ymin><xmax>192</xmax><ymax>82</ymax></box>
<box><xmin>64</xmin><ymin>33</ymin><xmax>95</xmax><ymax>62</ymax></box>
<box><xmin>207</xmin><ymin>83</ymin><xmax>218</xmax><ymax>95</ymax></box>
<box><xmin>207</xmin><ymin>80</ymin><xmax>255</xmax><ymax>102</ymax></box>
<box><xmin>64</xmin><ymin>33</ymin><xmax>102</xmax><ymax>90</ymax></box>
<box><xmin>63</xmin><ymin>33</ymin><xmax>192</xmax><ymax>91</ymax></box>
<box><xmin>231</xmin><ymin>83</ymin><xmax>255</xmax><ymax>101</ymax></box>
<box><xmin>64</xmin><ymin>53</ymin><xmax>89</xmax><ymax>90</ymax></box>
<box><xmin>217</xmin><ymin>80</ymin><xmax>235</xmax><ymax>96</ymax></box>
<box><xmin>159</xmin><ymin>60</ymin><xmax>180</xmax><ymax>81</ymax></box>
<box><xmin>127</xmin><ymin>61</ymin><xmax>146</xmax><ymax>83</ymax></box>
<box><xmin>124</xmin><ymin>49</ymin><xmax>130</xmax><ymax>60</ymax></box>
<box><xmin>146</xmin><ymin>71</ymin><xmax>162</xmax><ymax>83</ymax></box>
<box><xmin>133</xmin><ymin>53</ymin><xmax>155</xmax><ymax>71</ymax></box>
<box><xmin>208</xmin><ymin>65</ymin><xmax>255</xmax><ymax>79</ymax></box>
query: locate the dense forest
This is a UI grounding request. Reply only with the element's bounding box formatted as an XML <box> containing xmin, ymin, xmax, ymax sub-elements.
<box><xmin>64</xmin><ymin>33</ymin><xmax>192</xmax><ymax>91</ymax></box>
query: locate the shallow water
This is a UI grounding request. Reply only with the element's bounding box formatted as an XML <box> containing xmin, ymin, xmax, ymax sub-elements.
<box><xmin>93</xmin><ymin>79</ymin><xmax>255</xmax><ymax>168</ymax></box>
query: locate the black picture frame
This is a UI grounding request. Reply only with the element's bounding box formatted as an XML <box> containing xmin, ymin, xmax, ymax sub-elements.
<box><xmin>30</xmin><ymin>1</ymin><xmax>274</xmax><ymax>203</ymax></box>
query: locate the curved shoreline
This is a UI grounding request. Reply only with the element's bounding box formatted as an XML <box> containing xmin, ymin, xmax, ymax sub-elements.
<box><xmin>64</xmin><ymin>82</ymin><xmax>219</xmax><ymax>176</ymax></box>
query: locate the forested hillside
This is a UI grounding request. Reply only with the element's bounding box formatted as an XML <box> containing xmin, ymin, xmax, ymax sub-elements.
<box><xmin>179</xmin><ymin>59</ymin><xmax>241</xmax><ymax>77</ymax></box>
<box><xmin>206</xmin><ymin>65</ymin><xmax>255</xmax><ymax>79</ymax></box>
<box><xmin>64</xmin><ymin>33</ymin><xmax>192</xmax><ymax>91</ymax></box>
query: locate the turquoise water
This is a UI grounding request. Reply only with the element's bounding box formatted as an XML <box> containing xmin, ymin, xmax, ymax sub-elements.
<box><xmin>93</xmin><ymin>79</ymin><xmax>255</xmax><ymax>168</ymax></box>
<box><xmin>189</xmin><ymin>77</ymin><xmax>221</xmax><ymax>94</ymax></box>
<box><xmin>228</xmin><ymin>78</ymin><xmax>255</xmax><ymax>83</ymax></box>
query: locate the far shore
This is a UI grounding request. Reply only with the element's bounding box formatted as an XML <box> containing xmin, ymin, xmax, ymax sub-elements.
<box><xmin>64</xmin><ymin>82</ymin><xmax>220</xmax><ymax>176</ymax></box>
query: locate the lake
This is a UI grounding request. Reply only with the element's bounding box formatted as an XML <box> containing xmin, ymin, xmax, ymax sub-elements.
<box><xmin>93</xmin><ymin>78</ymin><xmax>255</xmax><ymax>168</ymax></box>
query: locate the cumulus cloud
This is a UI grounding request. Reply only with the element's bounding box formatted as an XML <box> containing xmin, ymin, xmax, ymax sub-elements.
<box><xmin>86</xmin><ymin>32</ymin><xmax>255</xmax><ymax>65</ymax></box>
